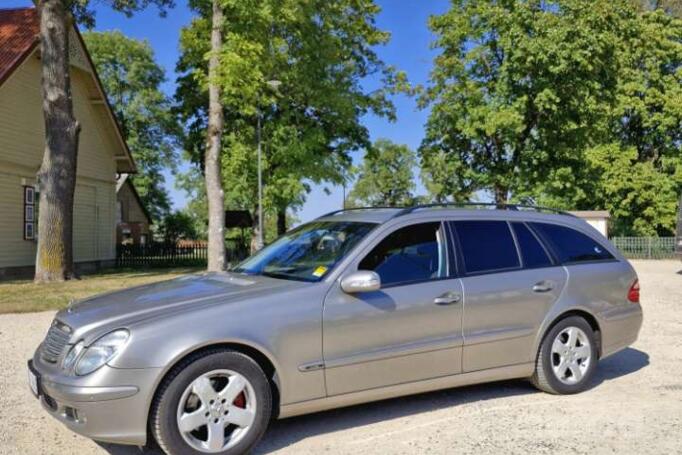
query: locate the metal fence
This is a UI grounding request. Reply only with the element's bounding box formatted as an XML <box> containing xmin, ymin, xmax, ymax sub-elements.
<box><xmin>610</xmin><ymin>237</ymin><xmax>678</xmax><ymax>259</ymax></box>
<box><xmin>116</xmin><ymin>241</ymin><xmax>248</xmax><ymax>268</ymax></box>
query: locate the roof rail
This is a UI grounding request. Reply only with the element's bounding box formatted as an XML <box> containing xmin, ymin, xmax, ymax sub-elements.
<box><xmin>317</xmin><ymin>203</ymin><xmax>575</xmax><ymax>219</ymax></box>
<box><xmin>317</xmin><ymin>206</ymin><xmax>406</xmax><ymax>218</ymax></box>
<box><xmin>393</xmin><ymin>202</ymin><xmax>575</xmax><ymax>217</ymax></box>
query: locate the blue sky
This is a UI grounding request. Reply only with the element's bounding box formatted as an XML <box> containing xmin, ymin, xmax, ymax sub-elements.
<box><xmin>6</xmin><ymin>0</ymin><xmax>450</xmax><ymax>223</ymax></box>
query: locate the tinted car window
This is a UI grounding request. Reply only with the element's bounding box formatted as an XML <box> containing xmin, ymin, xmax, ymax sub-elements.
<box><xmin>530</xmin><ymin>223</ymin><xmax>614</xmax><ymax>264</ymax></box>
<box><xmin>359</xmin><ymin>222</ymin><xmax>445</xmax><ymax>286</ymax></box>
<box><xmin>512</xmin><ymin>222</ymin><xmax>553</xmax><ymax>268</ymax></box>
<box><xmin>453</xmin><ymin>221</ymin><xmax>520</xmax><ymax>274</ymax></box>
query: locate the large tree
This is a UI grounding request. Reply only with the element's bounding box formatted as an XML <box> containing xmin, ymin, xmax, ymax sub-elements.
<box><xmin>419</xmin><ymin>0</ymin><xmax>626</xmax><ymax>204</ymax></box>
<box><xmin>176</xmin><ymin>0</ymin><xmax>401</xmax><ymax>250</ymax></box>
<box><xmin>83</xmin><ymin>31</ymin><xmax>178</xmax><ymax>221</ymax></box>
<box><xmin>34</xmin><ymin>0</ymin><xmax>172</xmax><ymax>282</ymax></box>
<box><xmin>347</xmin><ymin>139</ymin><xmax>417</xmax><ymax>207</ymax></box>
<box><xmin>531</xmin><ymin>6</ymin><xmax>682</xmax><ymax>235</ymax></box>
<box><xmin>205</xmin><ymin>0</ymin><xmax>226</xmax><ymax>271</ymax></box>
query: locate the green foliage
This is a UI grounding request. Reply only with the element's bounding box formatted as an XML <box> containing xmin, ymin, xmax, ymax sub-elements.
<box><xmin>83</xmin><ymin>31</ymin><xmax>179</xmax><ymax>220</ymax></box>
<box><xmin>175</xmin><ymin>0</ymin><xmax>401</xmax><ymax>237</ymax></box>
<box><xmin>421</xmin><ymin>0</ymin><xmax>682</xmax><ymax>235</ymax></box>
<box><xmin>158</xmin><ymin>210</ymin><xmax>199</xmax><ymax>243</ymax></box>
<box><xmin>175</xmin><ymin>167</ymin><xmax>208</xmax><ymax>239</ymax></box>
<box><xmin>347</xmin><ymin>139</ymin><xmax>417</xmax><ymax>207</ymax></box>
<box><xmin>585</xmin><ymin>145</ymin><xmax>678</xmax><ymax>236</ymax></box>
<box><xmin>420</xmin><ymin>0</ymin><xmax>628</xmax><ymax>203</ymax></box>
<box><xmin>529</xmin><ymin>5</ymin><xmax>682</xmax><ymax>235</ymax></box>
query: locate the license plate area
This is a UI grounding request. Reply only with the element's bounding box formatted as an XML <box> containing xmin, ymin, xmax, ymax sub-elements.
<box><xmin>27</xmin><ymin>361</ymin><xmax>41</xmax><ymax>398</ymax></box>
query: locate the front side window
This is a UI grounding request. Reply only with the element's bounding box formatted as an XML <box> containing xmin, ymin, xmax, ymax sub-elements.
<box><xmin>358</xmin><ymin>222</ymin><xmax>446</xmax><ymax>286</ymax></box>
<box><xmin>233</xmin><ymin>221</ymin><xmax>376</xmax><ymax>282</ymax></box>
<box><xmin>512</xmin><ymin>222</ymin><xmax>553</xmax><ymax>268</ymax></box>
<box><xmin>453</xmin><ymin>220</ymin><xmax>520</xmax><ymax>274</ymax></box>
<box><xmin>530</xmin><ymin>223</ymin><xmax>614</xmax><ymax>264</ymax></box>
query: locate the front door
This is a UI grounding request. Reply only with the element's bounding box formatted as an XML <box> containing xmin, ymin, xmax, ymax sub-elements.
<box><xmin>323</xmin><ymin>221</ymin><xmax>464</xmax><ymax>396</ymax></box>
<box><xmin>451</xmin><ymin>220</ymin><xmax>567</xmax><ymax>372</ymax></box>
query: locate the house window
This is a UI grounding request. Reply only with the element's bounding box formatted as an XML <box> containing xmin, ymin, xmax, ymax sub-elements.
<box><xmin>116</xmin><ymin>201</ymin><xmax>123</xmax><ymax>224</ymax></box>
<box><xmin>24</xmin><ymin>186</ymin><xmax>36</xmax><ymax>241</ymax></box>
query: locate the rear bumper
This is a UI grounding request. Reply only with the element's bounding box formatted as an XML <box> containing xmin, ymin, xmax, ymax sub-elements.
<box><xmin>600</xmin><ymin>303</ymin><xmax>643</xmax><ymax>359</ymax></box>
<box><xmin>30</xmin><ymin>358</ymin><xmax>161</xmax><ymax>446</ymax></box>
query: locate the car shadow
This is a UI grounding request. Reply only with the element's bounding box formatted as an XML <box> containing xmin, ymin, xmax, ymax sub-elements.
<box><xmin>98</xmin><ymin>347</ymin><xmax>648</xmax><ymax>455</ymax></box>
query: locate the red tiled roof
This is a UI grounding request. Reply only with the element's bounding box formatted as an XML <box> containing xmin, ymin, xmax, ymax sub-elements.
<box><xmin>0</xmin><ymin>7</ymin><xmax>39</xmax><ymax>86</ymax></box>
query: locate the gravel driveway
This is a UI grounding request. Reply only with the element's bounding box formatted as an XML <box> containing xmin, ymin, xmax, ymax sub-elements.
<box><xmin>1</xmin><ymin>260</ymin><xmax>680</xmax><ymax>455</ymax></box>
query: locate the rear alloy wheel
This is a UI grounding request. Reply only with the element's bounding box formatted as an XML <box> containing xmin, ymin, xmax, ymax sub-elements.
<box><xmin>532</xmin><ymin>316</ymin><xmax>598</xmax><ymax>394</ymax></box>
<box><xmin>151</xmin><ymin>350</ymin><xmax>271</xmax><ymax>455</ymax></box>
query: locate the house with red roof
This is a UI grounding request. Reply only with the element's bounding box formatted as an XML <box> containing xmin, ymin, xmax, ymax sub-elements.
<box><xmin>0</xmin><ymin>7</ymin><xmax>137</xmax><ymax>279</ymax></box>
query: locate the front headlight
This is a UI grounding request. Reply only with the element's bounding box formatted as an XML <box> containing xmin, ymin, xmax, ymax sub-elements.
<box><xmin>75</xmin><ymin>329</ymin><xmax>129</xmax><ymax>376</ymax></box>
<box><xmin>62</xmin><ymin>340</ymin><xmax>85</xmax><ymax>371</ymax></box>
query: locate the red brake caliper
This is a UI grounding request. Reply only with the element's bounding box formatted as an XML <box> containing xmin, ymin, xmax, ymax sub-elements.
<box><xmin>233</xmin><ymin>392</ymin><xmax>246</xmax><ymax>408</ymax></box>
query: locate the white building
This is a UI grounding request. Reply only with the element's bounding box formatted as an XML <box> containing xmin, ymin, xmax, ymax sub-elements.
<box><xmin>570</xmin><ymin>211</ymin><xmax>610</xmax><ymax>237</ymax></box>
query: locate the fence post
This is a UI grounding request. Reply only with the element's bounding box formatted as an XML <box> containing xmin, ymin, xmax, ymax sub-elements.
<box><xmin>647</xmin><ymin>237</ymin><xmax>652</xmax><ymax>259</ymax></box>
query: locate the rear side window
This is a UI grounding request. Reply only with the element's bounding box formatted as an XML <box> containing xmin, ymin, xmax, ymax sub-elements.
<box><xmin>452</xmin><ymin>221</ymin><xmax>520</xmax><ymax>274</ymax></box>
<box><xmin>511</xmin><ymin>222</ymin><xmax>553</xmax><ymax>268</ymax></box>
<box><xmin>530</xmin><ymin>223</ymin><xmax>614</xmax><ymax>264</ymax></box>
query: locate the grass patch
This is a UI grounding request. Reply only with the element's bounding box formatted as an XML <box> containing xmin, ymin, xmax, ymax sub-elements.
<box><xmin>0</xmin><ymin>267</ymin><xmax>203</xmax><ymax>314</ymax></box>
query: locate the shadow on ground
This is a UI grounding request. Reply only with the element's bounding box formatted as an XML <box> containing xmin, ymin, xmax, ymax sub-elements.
<box><xmin>98</xmin><ymin>347</ymin><xmax>648</xmax><ymax>455</ymax></box>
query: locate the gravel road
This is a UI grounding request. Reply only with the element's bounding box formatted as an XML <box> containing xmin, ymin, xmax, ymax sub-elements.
<box><xmin>1</xmin><ymin>260</ymin><xmax>680</xmax><ymax>455</ymax></box>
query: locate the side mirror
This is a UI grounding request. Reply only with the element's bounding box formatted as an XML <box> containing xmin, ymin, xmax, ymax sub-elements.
<box><xmin>340</xmin><ymin>270</ymin><xmax>381</xmax><ymax>294</ymax></box>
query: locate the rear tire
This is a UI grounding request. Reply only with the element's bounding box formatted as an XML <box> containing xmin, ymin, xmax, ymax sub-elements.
<box><xmin>531</xmin><ymin>316</ymin><xmax>598</xmax><ymax>394</ymax></box>
<box><xmin>150</xmin><ymin>349</ymin><xmax>272</xmax><ymax>455</ymax></box>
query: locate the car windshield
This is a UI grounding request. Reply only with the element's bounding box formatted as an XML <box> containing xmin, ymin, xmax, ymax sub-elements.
<box><xmin>233</xmin><ymin>221</ymin><xmax>376</xmax><ymax>282</ymax></box>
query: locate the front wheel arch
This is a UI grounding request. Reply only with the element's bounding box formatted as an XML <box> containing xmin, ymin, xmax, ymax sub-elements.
<box><xmin>146</xmin><ymin>343</ymin><xmax>281</xmax><ymax>446</ymax></box>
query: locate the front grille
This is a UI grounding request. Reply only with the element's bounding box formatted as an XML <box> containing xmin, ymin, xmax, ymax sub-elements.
<box><xmin>40</xmin><ymin>320</ymin><xmax>71</xmax><ymax>363</ymax></box>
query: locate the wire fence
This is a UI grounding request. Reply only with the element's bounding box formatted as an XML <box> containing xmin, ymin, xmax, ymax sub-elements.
<box><xmin>610</xmin><ymin>237</ymin><xmax>678</xmax><ymax>259</ymax></box>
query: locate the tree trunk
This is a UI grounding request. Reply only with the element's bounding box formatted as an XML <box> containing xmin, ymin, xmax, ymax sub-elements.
<box><xmin>34</xmin><ymin>1</ymin><xmax>81</xmax><ymax>282</ymax></box>
<box><xmin>277</xmin><ymin>208</ymin><xmax>286</xmax><ymax>236</ymax></box>
<box><xmin>205</xmin><ymin>0</ymin><xmax>226</xmax><ymax>272</ymax></box>
<box><xmin>494</xmin><ymin>185</ymin><xmax>508</xmax><ymax>205</ymax></box>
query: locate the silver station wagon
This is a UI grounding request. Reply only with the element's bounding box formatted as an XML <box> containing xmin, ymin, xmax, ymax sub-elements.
<box><xmin>28</xmin><ymin>204</ymin><xmax>643</xmax><ymax>455</ymax></box>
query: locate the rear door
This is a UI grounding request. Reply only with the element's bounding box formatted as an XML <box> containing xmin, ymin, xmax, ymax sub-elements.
<box><xmin>450</xmin><ymin>220</ymin><xmax>567</xmax><ymax>372</ymax></box>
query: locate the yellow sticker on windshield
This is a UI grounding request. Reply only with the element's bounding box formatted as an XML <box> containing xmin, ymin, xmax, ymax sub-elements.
<box><xmin>312</xmin><ymin>266</ymin><xmax>328</xmax><ymax>277</ymax></box>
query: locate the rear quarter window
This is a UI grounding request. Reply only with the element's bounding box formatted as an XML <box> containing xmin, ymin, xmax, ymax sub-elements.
<box><xmin>530</xmin><ymin>222</ymin><xmax>614</xmax><ymax>264</ymax></box>
<box><xmin>511</xmin><ymin>222</ymin><xmax>553</xmax><ymax>268</ymax></box>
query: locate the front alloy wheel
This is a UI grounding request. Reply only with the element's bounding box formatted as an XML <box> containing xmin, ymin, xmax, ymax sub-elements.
<box><xmin>177</xmin><ymin>370</ymin><xmax>257</xmax><ymax>452</ymax></box>
<box><xmin>151</xmin><ymin>350</ymin><xmax>272</xmax><ymax>455</ymax></box>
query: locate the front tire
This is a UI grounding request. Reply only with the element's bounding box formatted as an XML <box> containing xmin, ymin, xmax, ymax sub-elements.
<box><xmin>151</xmin><ymin>349</ymin><xmax>272</xmax><ymax>455</ymax></box>
<box><xmin>531</xmin><ymin>316</ymin><xmax>598</xmax><ymax>394</ymax></box>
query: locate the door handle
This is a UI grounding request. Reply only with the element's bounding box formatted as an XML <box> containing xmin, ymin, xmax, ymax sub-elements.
<box><xmin>532</xmin><ymin>281</ymin><xmax>554</xmax><ymax>293</ymax></box>
<box><xmin>434</xmin><ymin>292</ymin><xmax>461</xmax><ymax>306</ymax></box>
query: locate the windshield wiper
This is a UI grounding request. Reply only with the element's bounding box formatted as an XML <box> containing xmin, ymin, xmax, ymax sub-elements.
<box><xmin>261</xmin><ymin>271</ymin><xmax>315</xmax><ymax>282</ymax></box>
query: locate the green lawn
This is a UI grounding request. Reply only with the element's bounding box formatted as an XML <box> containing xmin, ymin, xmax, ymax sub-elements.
<box><xmin>0</xmin><ymin>267</ymin><xmax>202</xmax><ymax>314</ymax></box>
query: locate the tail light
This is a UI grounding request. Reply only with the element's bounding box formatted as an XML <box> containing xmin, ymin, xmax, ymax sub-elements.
<box><xmin>627</xmin><ymin>279</ymin><xmax>640</xmax><ymax>303</ymax></box>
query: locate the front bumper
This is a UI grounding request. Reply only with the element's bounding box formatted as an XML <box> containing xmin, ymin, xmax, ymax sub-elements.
<box><xmin>29</xmin><ymin>355</ymin><xmax>162</xmax><ymax>446</ymax></box>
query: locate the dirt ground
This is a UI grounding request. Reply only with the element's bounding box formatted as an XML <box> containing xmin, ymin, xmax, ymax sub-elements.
<box><xmin>1</xmin><ymin>260</ymin><xmax>680</xmax><ymax>455</ymax></box>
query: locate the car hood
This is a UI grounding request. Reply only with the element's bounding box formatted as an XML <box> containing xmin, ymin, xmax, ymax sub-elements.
<box><xmin>56</xmin><ymin>272</ymin><xmax>307</xmax><ymax>341</ymax></box>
